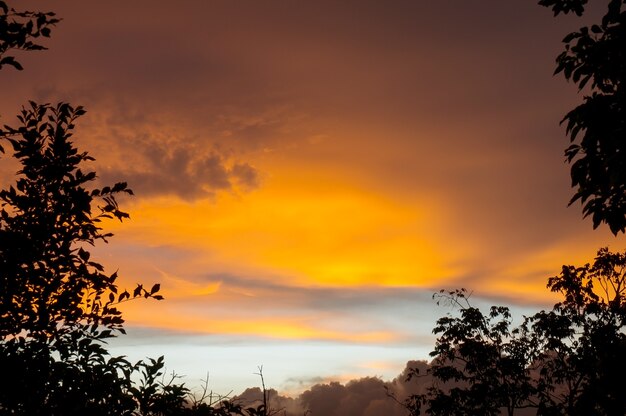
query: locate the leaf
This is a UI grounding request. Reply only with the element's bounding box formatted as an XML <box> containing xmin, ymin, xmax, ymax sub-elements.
<box><xmin>0</xmin><ymin>56</ymin><xmax>24</xmax><ymax>71</ymax></box>
<box><xmin>150</xmin><ymin>283</ymin><xmax>160</xmax><ymax>295</ymax></box>
<box><xmin>77</xmin><ymin>247</ymin><xmax>90</xmax><ymax>261</ymax></box>
<box><xmin>133</xmin><ymin>285</ymin><xmax>143</xmax><ymax>298</ymax></box>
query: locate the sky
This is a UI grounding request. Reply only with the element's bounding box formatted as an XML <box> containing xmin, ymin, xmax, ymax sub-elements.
<box><xmin>1</xmin><ymin>0</ymin><xmax>624</xmax><ymax>400</ymax></box>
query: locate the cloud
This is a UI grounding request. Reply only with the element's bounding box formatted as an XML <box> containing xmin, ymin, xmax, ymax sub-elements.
<box><xmin>124</xmin><ymin>271</ymin><xmax>441</xmax><ymax>343</ymax></box>
<box><xmin>257</xmin><ymin>361</ymin><xmax>434</xmax><ymax>416</ymax></box>
<box><xmin>288</xmin><ymin>357</ymin><xmax>547</xmax><ymax>415</ymax></box>
<box><xmin>302</xmin><ymin>377</ymin><xmax>396</xmax><ymax>416</ymax></box>
<box><xmin>215</xmin><ymin>357</ymin><xmax>540</xmax><ymax>415</ymax></box>
<box><xmin>98</xmin><ymin>141</ymin><xmax>259</xmax><ymax>201</ymax></box>
<box><xmin>233</xmin><ymin>387</ymin><xmax>301</xmax><ymax>415</ymax></box>
<box><xmin>304</xmin><ymin>361</ymin><xmax>435</xmax><ymax>415</ymax></box>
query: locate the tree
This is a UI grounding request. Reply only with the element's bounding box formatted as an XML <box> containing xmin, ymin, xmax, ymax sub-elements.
<box><xmin>529</xmin><ymin>247</ymin><xmax>626</xmax><ymax>415</ymax></box>
<box><xmin>0</xmin><ymin>1</ymin><xmax>197</xmax><ymax>413</ymax></box>
<box><xmin>0</xmin><ymin>102</ymin><xmax>173</xmax><ymax>415</ymax></box>
<box><xmin>0</xmin><ymin>0</ymin><xmax>59</xmax><ymax>70</ymax></box>
<box><xmin>404</xmin><ymin>248</ymin><xmax>626</xmax><ymax>416</ymax></box>
<box><xmin>0</xmin><ymin>4</ymin><xmax>293</xmax><ymax>413</ymax></box>
<box><xmin>538</xmin><ymin>0</ymin><xmax>626</xmax><ymax>234</ymax></box>
<box><xmin>401</xmin><ymin>2</ymin><xmax>626</xmax><ymax>413</ymax></box>
<box><xmin>403</xmin><ymin>290</ymin><xmax>538</xmax><ymax>416</ymax></box>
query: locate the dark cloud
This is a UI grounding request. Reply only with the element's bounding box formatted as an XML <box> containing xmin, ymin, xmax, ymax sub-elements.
<box><xmin>173</xmin><ymin>273</ymin><xmax>441</xmax><ymax>335</ymax></box>
<box><xmin>257</xmin><ymin>361</ymin><xmax>433</xmax><ymax>416</ymax></box>
<box><xmin>230</xmin><ymin>162</ymin><xmax>260</xmax><ymax>191</ymax></box>
<box><xmin>97</xmin><ymin>136</ymin><xmax>259</xmax><ymax>200</ymax></box>
<box><xmin>305</xmin><ymin>377</ymin><xmax>396</xmax><ymax>416</ymax></box>
<box><xmin>291</xmin><ymin>359</ymin><xmax>537</xmax><ymax>416</ymax></box>
<box><xmin>0</xmin><ymin>0</ymin><xmax>607</xmax><ymax>221</ymax></box>
<box><xmin>230</xmin><ymin>359</ymin><xmax>539</xmax><ymax>415</ymax></box>
<box><xmin>233</xmin><ymin>387</ymin><xmax>301</xmax><ymax>415</ymax></box>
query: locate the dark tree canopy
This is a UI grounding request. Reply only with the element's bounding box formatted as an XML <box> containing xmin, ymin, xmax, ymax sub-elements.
<box><xmin>539</xmin><ymin>0</ymin><xmax>626</xmax><ymax>234</ymax></box>
<box><xmin>404</xmin><ymin>248</ymin><xmax>626</xmax><ymax>416</ymax></box>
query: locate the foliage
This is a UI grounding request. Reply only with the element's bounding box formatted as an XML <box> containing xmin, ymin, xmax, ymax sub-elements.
<box><xmin>0</xmin><ymin>0</ymin><xmax>59</xmax><ymax>70</ymax></box>
<box><xmin>402</xmin><ymin>2</ymin><xmax>626</xmax><ymax>414</ymax></box>
<box><xmin>0</xmin><ymin>102</ymin><xmax>167</xmax><ymax>414</ymax></box>
<box><xmin>0</xmin><ymin>1</ymin><xmax>289</xmax><ymax>413</ymax></box>
<box><xmin>529</xmin><ymin>247</ymin><xmax>626</xmax><ymax>415</ymax></box>
<box><xmin>539</xmin><ymin>0</ymin><xmax>626</xmax><ymax>234</ymax></box>
<box><xmin>404</xmin><ymin>290</ymin><xmax>537</xmax><ymax>416</ymax></box>
<box><xmin>0</xmin><ymin>102</ymin><xmax>161</xmax><ymax>341</ymax></box>
<box><xmin>0</xmin><ymin>102</ymin><xmax>286</xmax><ymax>415</ymax></box>
<box><xmin>405</xmin><ymin>248</ymin><xmax>626</xmax><ymax>416</ymax></box>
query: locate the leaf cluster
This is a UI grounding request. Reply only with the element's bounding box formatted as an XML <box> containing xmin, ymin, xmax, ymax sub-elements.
<box><xmin>540</xmin><ymin>0</ymin><xmax>626</xmax><ymax>234</ymax></box>
<box><xmin>0</xmin><ymin>1</ymin><xmax>59</xmax><ymax>70</ymax></box>
<box><xmin>538</xmin><ymin>0</ymin><xmax>588</xmax><ymax>16</ymax></box>
<box><xmin>0</xmin><ymin>102</ymin><xmax>159</xmax><ymax>344</ymax></box>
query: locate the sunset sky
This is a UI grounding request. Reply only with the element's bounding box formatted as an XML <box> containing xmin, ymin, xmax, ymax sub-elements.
<box><xmin>1</xmin><ymin>0</ymin><xmax>624</xmax><ymax>397</ymax></box>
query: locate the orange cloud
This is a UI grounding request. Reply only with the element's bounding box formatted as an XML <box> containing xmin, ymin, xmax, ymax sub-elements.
<box><xmin>108</xmin><ymin>167</ymin><xmax>461</xmax><ymax>290</ymax></box>
<box><xmin>121</xmin><ymin>302</ymin><xmax>398</xmax><ymax>344</ymax></box>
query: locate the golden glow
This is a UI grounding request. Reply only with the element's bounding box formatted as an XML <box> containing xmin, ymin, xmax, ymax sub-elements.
<box><xmin>123</xmin><ymin>304</ymin><xmax>398</xmax><ymax>343</ymax></box>
<box><xmin>110</xmin><ymin>168</ymin><xmax>460</xmax><ymax>289</ymax></box>
<box><xmin>99</xmin><ymin>136</ymin><xmax>626</xmax><ymax>342</ymax></box>
<box><xmin>154</xmin><ymin>270</ymin><xmax>222</xmax><ymax>297</ymax></box>
<box><xmin>102</xmin><ymin>155</ymin><xmax>626</xmax><ymax>345</ymax></box>
<box><xmin>479</xmin><ymin>235</ymin><xmax>620</xmax><ymax>303</ymax></box>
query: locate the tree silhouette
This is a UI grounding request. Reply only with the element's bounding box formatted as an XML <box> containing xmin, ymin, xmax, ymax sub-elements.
<box><xmin>401</xmin><ymin>2</ymin><xmax>626</xmax><ymax>414</ymax></box>
<box><xmin>0</xmin><ymin>2</ymin><xmax>297</xmax><ymax>414</ymax></box>
<box><xmin>404</xmin><ymin>248</ymin><xmax>626</xmax><ymax>416</ymax></box>
<box><xmin>0</xmin><ymin>102</ymin><xmax>176</xmax><ymax>415</ymax></box>
<box><xmin>402</xmin><ymin>290</ymin><xmax>537</xmax><ymax>416</ymax></box>
<box><xmin>0</xmin><ymin>1</ymin><xmax>59</xmax><ymax>70</ymax></box>
<box><xmin>417</xmin><ymin>290</ymin><xmax>536</xmax><ymax>416</ymax></box>
<box><xmin>529</xmin><ymin>247</ymin><xmax>626</xmax><ymax>415</ymax></box>
<box><xmin>0</xmin><ymin>2</ymin><xmax>201</xmax><ymax>414</ymax></box>
<box><xmin>539</xmin><ymin>0</ymin><xmax>626</xmax><ymax>234</ymax></box>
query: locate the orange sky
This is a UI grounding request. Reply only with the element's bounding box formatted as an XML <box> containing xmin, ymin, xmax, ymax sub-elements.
<box><xmin>1</xmin><ymin>0</ymin><xmax>623</xmax><ymax>395</ymax></box>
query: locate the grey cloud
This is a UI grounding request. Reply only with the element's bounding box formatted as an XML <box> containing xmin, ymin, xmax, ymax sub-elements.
<box><xmin>197</xmin><ymin>272</ymin><xmax>543</xmax><ymax>317</ymax></box>
<box><xmin>126</xmin><ymin>355</ymin><xmax>522</xmax><ymax>416</ymax></box>
<box><xmin>288</xmin><ymin>361</ymin><xmax>433</xmax><ymax>416</ymax></box>
<box><xmin>190</xmin><ymin>273</ymin><xmax>438</xmax><ymax>314</ymax></box>
<box><xmin>313</xmin><ymin>378</ymin><xmax>392</xmax><ymax>416</ymax></box>
<box><xmin>291</xmin><ymin>358</ymin><xmax>540</xmax><ymax>416</ymax></box>
<box><xmin>230</xmin><ymin>162</ymin><xmax>260</xmax><ymax>191</ymax></box>
<box><xmin>233</xmin><ymin>387</ymin><xmax>301</xmax><ymax>415</ymax></box>
<box><xmin>98</xmin><ymin>141</ymin><xmax>259</xmax><ymax>201</ymax></box>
